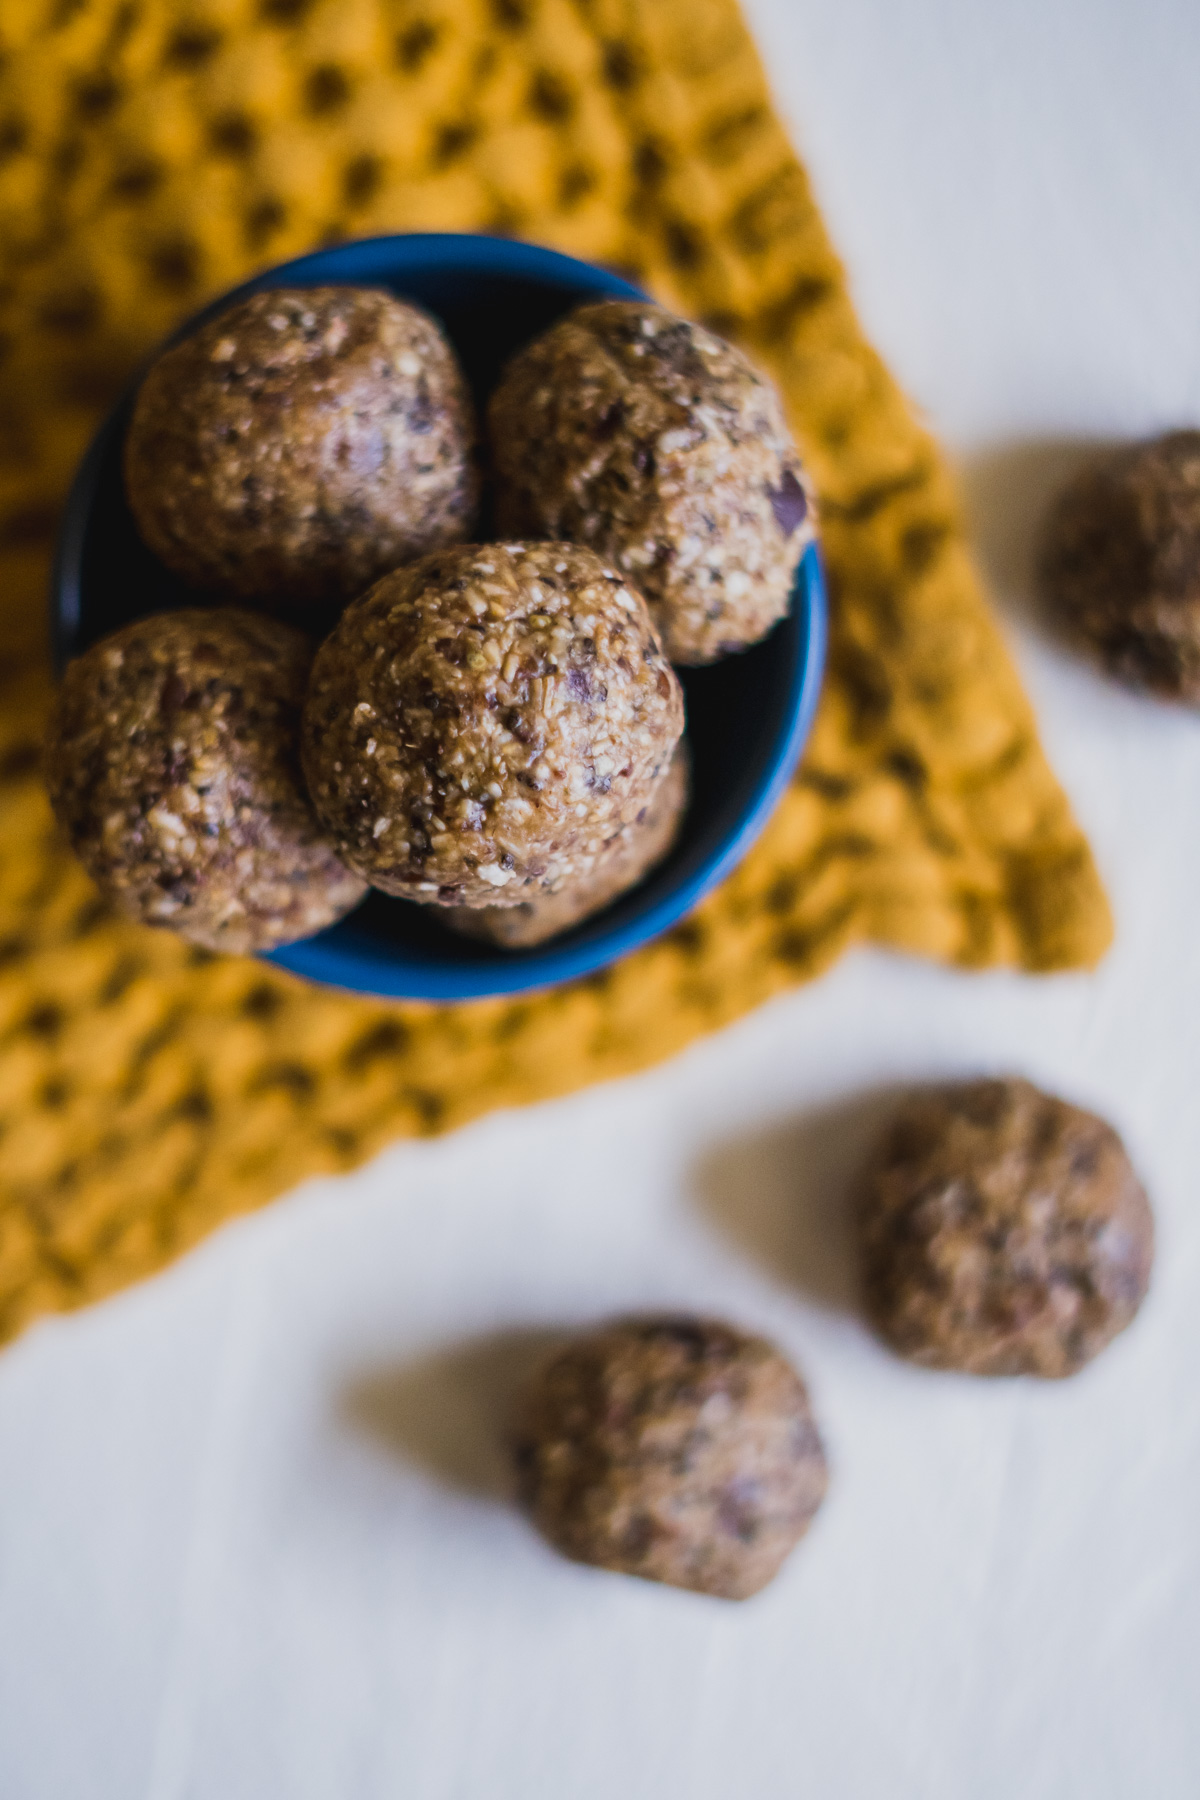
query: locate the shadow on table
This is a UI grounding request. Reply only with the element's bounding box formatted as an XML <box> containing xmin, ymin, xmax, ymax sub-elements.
<box><xmin>341</xmin><ymin>1326</ymin><xmax>570</xmax><ymax>1500</ymax></box>
<box><xmin>690</xmin><ymin>1083</ymin><xmax>912</xmax><ymax>1315</ymax></box>
<box><xmin>955</xmin><ymin>433</ymin><xmax>1119</xmax><ymax>628</ymax></box>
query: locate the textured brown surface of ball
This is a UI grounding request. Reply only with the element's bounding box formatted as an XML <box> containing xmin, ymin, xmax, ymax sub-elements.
<box><xmin>444</xmin><ymin>740</ymin><xmax>689</xmax><ymax>947</ymax></box>
<box><xmin>858</xmin><ymin>1078</ymin><xmax>1154</xmax><ymax>1377</ymax></box>
<box><xmin>1039</xmin><ymin>430</ymin><xmax>1200</xmax><ymax>701</ymax></box>
<box><xmin>511</xmin><ymin>1316</ymin><xmax>828</xmax><ymax>1599</ymax></box>
<box><xmin>302</xmin><ymin>542</ymin><xmax>684</xmax><ymax>907</ymax></box>
<box><xmin>489</xmin><ymin>300</ymin><xmax>816</xmax><ymax>665</ymax></box>
<box><xmin>44</xmin><ymin>610</ymin><xmax>368</xmax><ymax>954</ymax></box>
<box><xmin>125</xmin><ymin>287</ymin><xmax>478</xmax><ymax>614</ymax></box>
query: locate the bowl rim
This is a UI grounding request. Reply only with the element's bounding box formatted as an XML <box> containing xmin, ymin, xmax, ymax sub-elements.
<box><xmin>49</xmin><ymin>230</ymin><xmax>827</xmax><ymax>1002</ymax></box>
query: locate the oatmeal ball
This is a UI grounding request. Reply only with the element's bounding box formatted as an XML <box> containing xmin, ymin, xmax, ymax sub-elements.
<box><xmin>302</xmin><ymin>542</ymin><xmax>684</xmax><ymax>907</ymax></box>
<box><xmin>44</xmin><ymin>610</ymin><xmax>368</xmax><ymax>954</ymax></box>
<box><xmin>1039</xmin><ymin>430</ymin><xmax>1200</xmax><ymax>702</ymax></box>
<box><xmin>125</xmin><ymin>286</ymin><xmax>478</xmax><ymax>615</ymax></box>
<box><xmin>510</xmin><ymin>1315</ymin><xmax>828</xmax><ymax>1600</ymax></box>
<box><xmin>489</xmin><ymin>299</ymin><xmax>816</xmax><ymax>665</ymax></box>
<box><xmin>445</xmin><ymin>740</ymin><xmax>688</xmax><ymax>948</ymax></box>
<box><xmin>858</xmin><ymin>1078</ymin><xmax>1154</xmax><ymax>1378</ymax></box>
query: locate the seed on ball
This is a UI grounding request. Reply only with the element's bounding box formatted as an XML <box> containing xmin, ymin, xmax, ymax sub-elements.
<box><xmin>301</xmin><ymin>542</ymin><xmax>685</xmax><ymax>908</ymax></box>
<box><xmin>125</xmin><ymin>286</ymin><xmax>478</xmax><ymax>618</ymax></box>
<box><xmin>44</xmin><ymin>609</ymin><xmax>368</xmax><ymax>954</ymax></box>
<box><xmin>489</xmin><ymin>299</ymin><xmax>817</xmax><ymax>665</ymax></box>
<box><xmin>510</xmin><ymin>1315</ymin><xmax>828</xmax><ymax>1599</ymax></box>
<box><xmin>857</xmin><ymin>1077</ymin><xmax>1154</xmax><ymax>1377</ymax></box>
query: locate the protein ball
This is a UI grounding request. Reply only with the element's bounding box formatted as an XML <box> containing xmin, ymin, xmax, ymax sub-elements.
<box><xmin>858</xmin><ymin>1078</ymin><xmax>1154</xmax><ymax>1378</ymax></box>
<box><xmin>125</xmin><ymin>286</ymin><xmax>478</xmax><ymax>615</ymax></box>
<box><xmin>302</xmin><ymin>542</ymin><xmax>685</xmax><ymax>907</ymax></box>
<box><xmin>510</xmin><ymin>1315</ymin><xmax>828</xmax><ymax>1600</ymax></box>
<box><xmin>1039</xmin><ymin>430</ymin><xmax>1200</xmax><ymax>702</ymax></box>
<box><xmin>445</xmin><ymin>740</ymin><xmax>689</xmax><ymax>948</ymax></box>
<box><xmin>44</xmin><ymin>610</ymin><xmax>367</xmax><ymax>954</ymax></box>
<box><xmin>489</xmin><ymin>299</ymin><xmax>816</xmax><ymax>665</ymax></box>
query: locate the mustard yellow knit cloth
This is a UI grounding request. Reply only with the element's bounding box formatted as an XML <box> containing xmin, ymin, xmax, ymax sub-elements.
<box><xmin>0</xmin><ymin>0</ymin><xmax>1110</xmax><ymax>1346</ymax></box>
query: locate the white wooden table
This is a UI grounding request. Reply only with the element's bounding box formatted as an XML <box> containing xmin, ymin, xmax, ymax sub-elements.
<box><xmin>2</xmin><ymin>2</ymin><xmax>1198</xmax><ymax>1794</ymax></box>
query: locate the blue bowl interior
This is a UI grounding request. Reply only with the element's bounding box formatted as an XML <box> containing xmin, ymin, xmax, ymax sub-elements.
<box><xmin>52</xmin><ymin>233</ymin><xmax>826</xmax><ymax>1000</ymax></box>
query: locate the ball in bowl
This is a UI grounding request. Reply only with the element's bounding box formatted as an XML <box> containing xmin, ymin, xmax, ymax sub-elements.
<box><xmin>44</xmin><ymin>609</ymin><xmax>368</xmax><ymax>954</ymax></box>
<box><xmin>489</xmin><ymin>299</ymin><xmax>816</xmax><ymax>665</ymax></box>
<box><xmin>124</xmin><ymin>286</ymin><xmax>478</xmax><ymax>617</ymax></box>
<box><xmin>301</xmin><ymin>541</ymin><xmax>684</xmax><ymax>908</ymax></box>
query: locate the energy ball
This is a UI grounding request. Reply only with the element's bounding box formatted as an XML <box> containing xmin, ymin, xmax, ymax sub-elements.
<box><xmin>510</xmin><ymin>1315</ymin><xmax>828</xmax><ymax>1600</ymax></box>
<box><xmin>489</xmin><ymin>299</ymin><xmax>816</xmax><ymax>665</ymax></box>
<box><xmin>125</xmin><ymin>286</ymin><xmax>478</xmax><ymax>616</ymax></box>
<box><xmin>302</xmin><ymin>542</ymin><xmax>684</xmax><ymax>908</ymax></box>
<box><xmin>44</xmin><ymin>609</ymin><xmax>367</xmax><ymax>954</ymax></box>
<box><xmin>444</xmin><ymin>740</ymin><xmax>688</xmax><ymax>948</ymax></box>
<box><xmin>1039</xmin><ymin>430</ymin><xmax>1200</xmax><ymax>702</ymax></box>
<box><xmin>858</xmin><ymin>1078</ymin><xmax>1154</xmax><ymax>1378</ymax></box>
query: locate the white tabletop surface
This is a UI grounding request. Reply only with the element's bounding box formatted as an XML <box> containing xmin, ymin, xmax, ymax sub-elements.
<box><xmin>3</xmin><ymin>3</ymin><xmax>1199</xmax><ymax>1796</ymax></box>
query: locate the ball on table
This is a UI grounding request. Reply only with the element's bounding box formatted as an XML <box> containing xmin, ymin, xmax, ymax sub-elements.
<box><xmin>510</xmin><ymin>1315</ymin><xmax>828</xmax><ymax>1599</ymax></box>
<box><xmin>125</xmin><ymin>286</ymin><xmax>478</xmax><ymax>618</ymax></box>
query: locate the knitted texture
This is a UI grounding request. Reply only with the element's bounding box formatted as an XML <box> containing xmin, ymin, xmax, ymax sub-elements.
<box><xmin>0</xmin><ymin>0</ymin><xmax>1111</xmax><ymax>1345</ymax></box>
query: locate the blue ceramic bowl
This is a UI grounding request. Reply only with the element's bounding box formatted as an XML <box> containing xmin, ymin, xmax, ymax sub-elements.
<box><xmin>51</xmin><ymin>233</ymin><xmax>826</xmax><ymax>1000</ymax></box>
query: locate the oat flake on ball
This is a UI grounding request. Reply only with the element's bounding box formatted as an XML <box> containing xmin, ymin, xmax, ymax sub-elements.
<box><xmin>511</xmin><ymin>1315</ymin><xmax>829</xmax><ymax>1600</ymax></box>
<box><xmin>301</xmin><ymin>542</ymin><xmax>684</xmax><ymax>907</ymax></box>
<box><xmin>489</xmin><ymin>299</ymin><xmax>817</xmax><ymax>665</ymax></box>
<box><xmin>44</xmin><ymin>610</ymin><xmax>368</xmax><ymax>954</ymax></box>
<box><xmin>858</xmin><ymin>1078</ymin><xmax>1154</xmax><ymax>1378</ymax></box>
<box><xmin>125</xmin><ymin>287</ymin><xmax>478</xmax><ymax>615</ymax></box>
